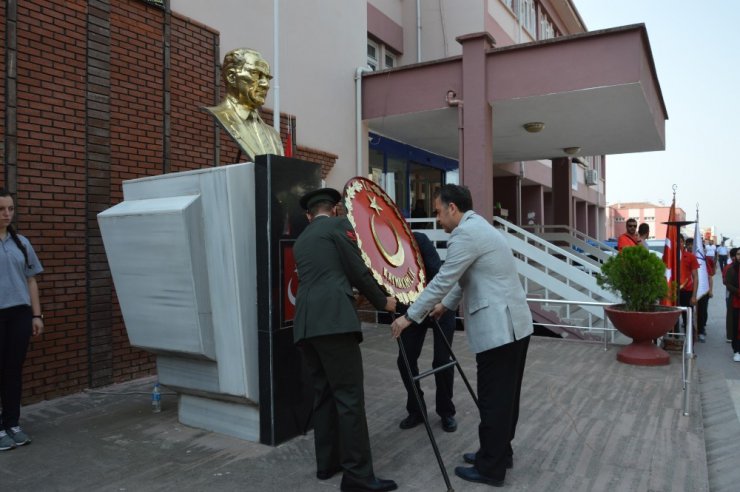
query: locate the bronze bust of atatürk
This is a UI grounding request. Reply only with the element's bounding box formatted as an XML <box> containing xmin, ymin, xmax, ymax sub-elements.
<box><xmin>205</xmin><ymin>48</ymin><xmax>284</xmax><ymax>161</ymax></box>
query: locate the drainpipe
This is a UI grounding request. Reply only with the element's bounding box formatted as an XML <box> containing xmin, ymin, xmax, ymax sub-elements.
<box><xmin>416</xmin><ymin>0</ymin><xmax>422</xmax><ymax>62</ymax></box>
<box><xmin>355</xmin><ymin>66</ymin><xmax>372</xmax><ymax>177</ymax></box>
<box><xmin>272</xmin><ymin>0</ymin><xmax>280</xmax><ymax>133</ymax></box>
<box><xmin>446</xmin><ymin>90</ymin><xmax>463</xmax><ymax>176</ymax></box>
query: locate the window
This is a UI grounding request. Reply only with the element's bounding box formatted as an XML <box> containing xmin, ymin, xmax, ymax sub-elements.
<box><xmin>539</xmin><ymin>10</ymin><xmax>557</xmax><ymax>40</ymax></box>
<box><xmin>367</xmin><ymin>40</ymin><xmax>379</xmax><ymax>71</ymax></box>
<box><xmin>502</xmin><ymin>0</ymin><xmax>517</xmax><ymax>12</ymax></box>
<box><xmin>367</xmin><ymin>39</ymin><xmax>398</xmax><ymax>71</ymax></box>
<box><xmin>522</xmin><ymin>0</ymin><xmax>536</xmax><ymax>34</ymax></box>
<box><xmin>385</xmin><ymin>52</ymin><xmax>396</xmax><ymax>69</ymax></box>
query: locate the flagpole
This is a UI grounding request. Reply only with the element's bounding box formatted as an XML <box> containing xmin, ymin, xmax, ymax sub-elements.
<box><xmin>663</xmin><ymin>192</ymin><xmax>694</xmax><ymax>319</ymax></box>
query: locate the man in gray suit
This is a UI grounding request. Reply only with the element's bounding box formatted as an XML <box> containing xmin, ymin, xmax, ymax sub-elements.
<box><xmin>391</xmin><ymin>184</ymin><xmax>533</xmax><ymax>488</ymax></box>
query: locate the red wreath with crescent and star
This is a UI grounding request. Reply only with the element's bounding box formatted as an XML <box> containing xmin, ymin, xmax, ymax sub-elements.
<box><xmin>344</xmin><ymin>177</ymin><xmax>426</xmax><ymax>304</ymax></box>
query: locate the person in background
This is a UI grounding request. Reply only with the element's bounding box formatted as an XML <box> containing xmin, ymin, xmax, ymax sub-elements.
<box><xmin>696</xmin><ymin>240</ymin><xmax>714</xmax><ymax>343</ymax></box>
<box><xmin>678</xmin><ymin>236</ymin><xmax>699</xmax><ymax>333</ymax></box>
<box><xmin>0</xmin><ymin>189</ymin><xmax>44</xmax><ymax>451</ymax></box>
<box><xmin>705</xmin><ymin>239</ymin><xmax>717</xmax><ymax>272</ymax></box>
<box><xmin>395</xmin><ymin>232</ymin><xmax>457</xmax><ymax>434</ymax></box>
<box><xmin>638</xmin><ymin>223</ymin><xmax>650</xmax><ymax>248</ymax></box>
<box><xmin>724</xmin><ymin>248</ymin><xmax>740</xmax><ymax>362</ymax></box>
<box><xmin>718</xmin><ymin>242</ymin><xmax>729</xmax><ymax>271</ymax></box>
<box><xmin>617</xmin><ymin>218</ymin><xmax>642</xmax><ymax>252</ymax></box>
<box><xmin>723</xmin><ymin>248</ymin><xmax>738</xmax><ymax>344</ymax></box>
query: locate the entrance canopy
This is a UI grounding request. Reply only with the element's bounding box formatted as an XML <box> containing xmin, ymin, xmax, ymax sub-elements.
<box><xmin>362</xmin><ymin>25</ymin><xmax>667</xmax><ymax>164</ymax></box>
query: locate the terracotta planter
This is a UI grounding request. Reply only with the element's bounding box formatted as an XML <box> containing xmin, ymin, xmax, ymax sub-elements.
<box><xmin>604</xmin><ymin>305</ymin><xmax>682</xmax><ymax>366</ymax></box>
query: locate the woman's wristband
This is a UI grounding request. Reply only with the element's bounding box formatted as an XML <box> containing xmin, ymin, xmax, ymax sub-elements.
<box><xmin>33</xmin><ymin>314</ymin><xmax>44</xmax><ymax>320</ymax></box>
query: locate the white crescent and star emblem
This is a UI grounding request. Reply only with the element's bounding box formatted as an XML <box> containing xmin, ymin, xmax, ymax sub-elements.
<box><xmin>287</xmin><ymin>268</ymin><xmax>298</xmax><ymax>306</ymax></box>
<box><xmin>369</xmin><ymin>195</ymin><xmax>405</xmax><ymax>268</ymax></box>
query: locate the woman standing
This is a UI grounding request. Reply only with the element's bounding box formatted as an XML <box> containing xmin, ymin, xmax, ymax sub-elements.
<box><xmin>0</xmin><ymin>189</ymin><xmax>44</xmax><ymax>450</ymax></box>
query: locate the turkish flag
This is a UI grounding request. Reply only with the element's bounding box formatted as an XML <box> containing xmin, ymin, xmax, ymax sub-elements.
<box><xmin>284</xmin><ymin>130</ymin><xmax>293</xmax><ymax>157</ymax></box>
<box><xmin>661</xmin><ymin>197</ymin><xmax>678</xmax><ymax>306</ymax></box>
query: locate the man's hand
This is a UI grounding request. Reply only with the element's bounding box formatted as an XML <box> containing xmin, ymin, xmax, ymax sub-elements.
<box><xmin>384</xmin><ymin>296</ymin><xmax>397</xmax><ymax>313</ymax></box>
<box><xmin>429</xmin><ymin>303</ymin><xmax>448</xmax><ymax>320</ymax></box>
<box><xmin>391</xmin><ymin>315</ymin><xmax>412</xmax><ymax>338</ymax></box>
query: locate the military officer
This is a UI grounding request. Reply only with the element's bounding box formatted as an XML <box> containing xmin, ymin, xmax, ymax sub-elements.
<box><xmin>294</xmin><ymin>188</ymin><xmax>398</xmax><ymax>492</ymax></box>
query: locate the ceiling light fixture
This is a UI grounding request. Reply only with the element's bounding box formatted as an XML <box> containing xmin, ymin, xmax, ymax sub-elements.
<box><xmin>522</xmin><ymin>122</ymin><xmax>545</xmax><ymax>133</ymax></box>
<box><xmin>563</xmin><ymin>146</ymin><xmax>581</xmax><ymax>155</ymax></box>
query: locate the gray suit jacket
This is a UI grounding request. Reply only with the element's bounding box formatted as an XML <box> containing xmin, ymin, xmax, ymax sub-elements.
<box><xmin>407</xmin><ymin>211</ymin><xmax>533</xmax><ymax>353</ymax></box>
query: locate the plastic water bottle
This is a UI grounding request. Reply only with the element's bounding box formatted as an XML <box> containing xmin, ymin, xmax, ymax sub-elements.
<box><xmin>151</xmin><ymin>382</ymin><xmax>162</xmax><ymax>413</ymax></box>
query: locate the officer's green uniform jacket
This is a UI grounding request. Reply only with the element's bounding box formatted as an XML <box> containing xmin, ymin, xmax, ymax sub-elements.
<box><xmin>293</xmin><ymin>215</ymin><xmax>387</xmax><ymax>343</ymax></box>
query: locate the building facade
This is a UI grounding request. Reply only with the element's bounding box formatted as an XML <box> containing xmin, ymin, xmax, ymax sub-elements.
<box><xmin>609</xmin><ymin>202</ymin><xmax>687</xmax><ymax>240</ymax></box>
<box><xmin>1</xmin><ymin>0</ymin><xmax>667</xmax><ymax>403</ymax></box>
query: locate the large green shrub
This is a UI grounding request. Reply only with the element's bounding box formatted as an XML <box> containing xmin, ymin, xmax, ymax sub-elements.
<box><xmin>596</xmin><ymin>246</ymin><xmax>668</xmax><ymax>312</ymax></box>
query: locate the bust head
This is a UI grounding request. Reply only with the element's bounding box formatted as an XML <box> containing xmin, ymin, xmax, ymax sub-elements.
<box><xmin>222</xmin><ymin>48</ymin><xmax>272</xmax><ymax>111</ymax></box>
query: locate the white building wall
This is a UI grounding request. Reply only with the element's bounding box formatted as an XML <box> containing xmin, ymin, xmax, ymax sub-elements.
<box><xmin>400</xmin><ymin>0</ymin><xmax>485</xmax><ymax>62</ymax></box>
<box><xmin>486</xmin><ymin>0</ymin><xmax>535</xmax><ymax>45</ymax></box>
<box><xmin>171</xmin><ymin>0</ymin><xmax>366</xmax><ymax>189</ymax></box>
<box><xmin>368</xmin><ymin>0</ymin><xmax>403</xmax><ymax>22</ymax></box>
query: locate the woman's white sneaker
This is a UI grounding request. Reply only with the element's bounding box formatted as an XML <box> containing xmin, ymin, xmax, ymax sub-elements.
<box><xmin>733</xmin><ymin>353</ymin><xmax>740</xmax><ymax>362</ymax></box>
<box><xmin>0</xmin><ymin>430</ymin><xmax>16</xmax><ymax>451</ymax></box>
<box><xmin>7</xmin><ymin>426</ymin><xmax>31</xmax><ymax>446</ymax></box>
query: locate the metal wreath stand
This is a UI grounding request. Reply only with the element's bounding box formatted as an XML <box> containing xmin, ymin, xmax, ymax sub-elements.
<box><xmin>394</xmin><ymin>312</ymin><xmax>480</xmax><ymax>492</ymax></box>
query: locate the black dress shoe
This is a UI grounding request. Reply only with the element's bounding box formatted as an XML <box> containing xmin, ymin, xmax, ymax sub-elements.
<box><xmin>463</xmin><ymin>452</ymin><xmax>512</xmax><ymax>469</ymax></box>
<box><xmin>454</xmin><ymin>466</ymin><xmax>504</xmax><ymax>487</ymax></box>
<box><xmin>441</xmin><ymin>415</ymin><xmax>457</xmax><ymax>432</ymax></box>
<box><xmin>316</xmin><ymin>465</ymin><xmax>342</xmax><ymax>480</ymax></box>
<box><xmin>340</xmin><ymin>474</ymin><xmax>398</xmax><ymax>491</ymax></box>
<box><xmin>399</xmin><ymin>413</ymin><xmax>424</xmax><ymax>429</ymax></box>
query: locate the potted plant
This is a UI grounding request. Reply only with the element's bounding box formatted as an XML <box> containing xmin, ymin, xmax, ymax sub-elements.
<box><xmin>596</xmin><ymin>246</ymin><xmax>682</xmax><ymax>366</ymax></box>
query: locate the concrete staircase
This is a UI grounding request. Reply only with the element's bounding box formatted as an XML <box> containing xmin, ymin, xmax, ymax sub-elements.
<box><xmin>412</xmin><ymin>217</ymin><xmax>622</xmax><ymax>342</ymax></box>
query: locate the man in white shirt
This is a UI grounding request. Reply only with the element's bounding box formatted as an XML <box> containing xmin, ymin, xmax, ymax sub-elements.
<box><xmin>718</xmin><ymin>243</ymin><xmax>729</xmax><ymax>270</ymax></box>
<box><xmin>705</xmin><ymin>240</ymin><xmax>717</xmax><ymax>273</ymax></box>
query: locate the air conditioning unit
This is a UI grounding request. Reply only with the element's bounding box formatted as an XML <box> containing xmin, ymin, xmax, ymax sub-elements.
<box><xmin>585</xmin><ymin>169</ymin><xmax>598</xmax><ymax>186</ymax></box>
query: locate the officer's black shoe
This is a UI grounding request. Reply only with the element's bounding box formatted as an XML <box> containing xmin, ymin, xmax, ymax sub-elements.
<box><xmin>441</xmin><ymin>415</ymin><xmax>457</xmax><ymax>432</ymax></box>
<box><xmin>463</xmin><ymin>452</ymin><xmax>513</xmax><ymax>469</ymax></box>
<box><xmin>398</xmin><ymin>413</ymin><xmax>424</xmax><ymax>429</ymax></box>
<box><xmin>316</xmin><ymin>466</ymin><xmax>342</xmax><ymax>480</ymax></box>
<box><xmin>340</xmin><ymin>474</ymin><xmax>398</xmax><ymax>492</ymax></box>
<box><xmin>454</xmin><ymin>466</ymin><xmax>504</xmax><ymax>487</ymax></box>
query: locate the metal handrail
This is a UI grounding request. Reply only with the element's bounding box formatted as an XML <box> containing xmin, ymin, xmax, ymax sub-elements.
<box><xmin>522</xmin><ymin>223</ymin><xmax>616</xmax><ymax>256</ymax></box>
<box><xmin>527</xmin><ymin>298</ymin><xmax>694</xmax><ymax>415</ymax></box>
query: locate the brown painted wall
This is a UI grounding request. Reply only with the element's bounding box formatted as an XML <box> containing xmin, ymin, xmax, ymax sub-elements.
<box><xmin>15</xmin><ymin>0</ymin><xmax>89</xmax><ymax>398</ymax></box>
<box><xmin>2</xmin><ymin>0</ymin><xmax>336</xmax><ymax>404</ymax></box>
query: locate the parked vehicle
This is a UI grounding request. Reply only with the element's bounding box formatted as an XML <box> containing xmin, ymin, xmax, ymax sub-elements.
<box><xmin>645</xmin><ymin>239</ymin><xmax>666</xmax><ymax>256</ymax></box>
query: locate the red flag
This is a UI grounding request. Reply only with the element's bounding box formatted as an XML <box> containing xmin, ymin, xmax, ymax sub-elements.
<box><xmin>661</xmin><ymin>197</ymin><xmax>678</xmax><ymax>306</ymax></box>
<box><xmin>284</xmin><ymin>129</ymin><xmax>293</xmax><ymax>157</ymax></box>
